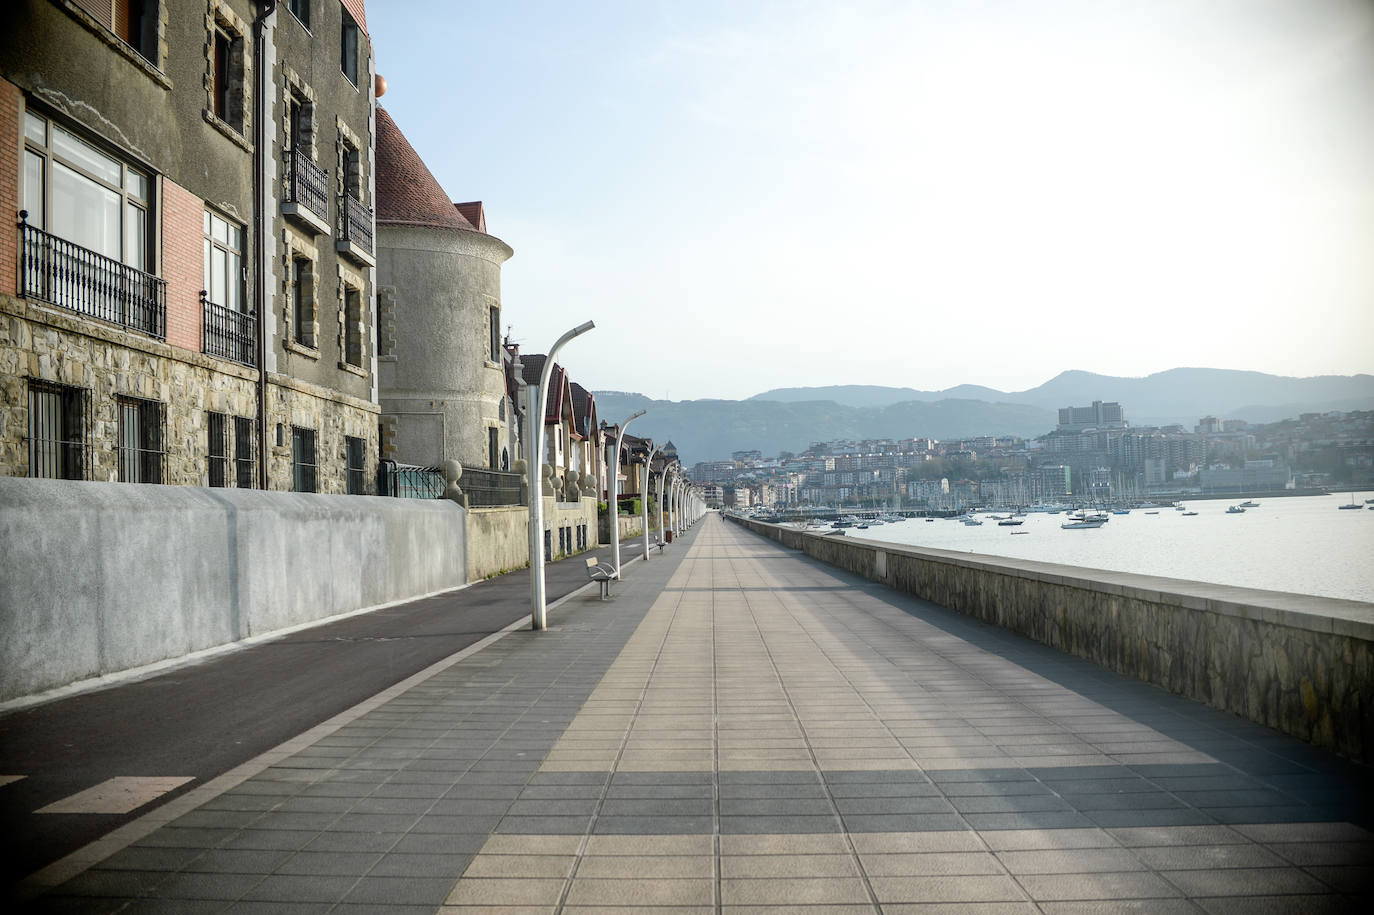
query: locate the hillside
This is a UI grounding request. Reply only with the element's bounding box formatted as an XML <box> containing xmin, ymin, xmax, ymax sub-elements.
<box><xmin>601</xmin><ymin>368</ymin><xmax>1374</xmax><ymax>463</ymax></box>
<box><xmin>753</xmin><ymin>369</ymin><xmax>1374</xmax><ymax>425</ymax></box>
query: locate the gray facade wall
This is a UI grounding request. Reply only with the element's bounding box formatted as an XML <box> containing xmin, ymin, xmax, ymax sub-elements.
<box><xmin>377</xmin><ymin>223</ymin><xmax>513</xmax><ymax>469</ymax></box>
<box><xmin>729</xmin><ymin>516</ymin><xmax>1374</xmax><ymax>764</ymax></box>
<box><xmin>0</xmin><ymin>477</ymin><xmax>466</xmax><ymax>702</ymax></box>
<box><xmin>1</xmin><ymin>0</ymin><xmax>256</xmax><ymax>234</ymax></box>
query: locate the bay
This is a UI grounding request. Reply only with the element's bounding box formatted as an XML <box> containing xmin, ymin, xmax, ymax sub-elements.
<box><xmin>845</xmin><ymin>494</ymin><xmax>1374</xmax><ymax>604</ymax></box>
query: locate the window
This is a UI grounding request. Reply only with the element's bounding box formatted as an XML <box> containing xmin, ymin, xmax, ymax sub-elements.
<box><xmin>292</xmin><ymin>426</ymin><xmax>317</xmax><ymax>492</ymax></box>
<box><xmin>22</xmin><ymin>110</ymin><xmax>151</xmax><ymax>270</ymax></box>
<box><xmin>203</xmin><ymin>210</ymin><xmax>243</xmax><ymax>313</ymax></box>
<box><xmin>340</xmin><ymin>137</ymin><xmax>361</xmax><ymax>201</ymax></box>
<box><xmin>116</xmin><ymin>0</ymin><xmax>158</xmax><ymax>62</ymax></box>
<box><xmin>287</xmin><ymin>0</ymin><xmax>310</xmax><ymax>29</ymax></box>
<box><xmin>27</xmin><ymin>379</ymin><xmax>90</xmax><ymax>480</ymax></box>
<box><xmin>206</xmin><ymin>7</ymin><xmax>247</xmax><ymax>134</ymax></box>
<box><xmin>208</xmin><ymin>411</ymin><xmax>228</xmax><ymax>486</ymax></box>
<box><xmin>67</xmin><ymin>0</ymin><xmax>159</xmax><ymax>64</ymax></box>
<box><xmin>345</xmin><ymin>435</ymin><xmax>366</xmax><ymax>494</ymax></box>
<box><xmin>488</xmin><ymin>305</ymin><xmax>500</xmax><ymax>362</ymax></box>
<box><xmin>488</xmin><ymin>427</ymin><xmax>499</xmax><ymax>469</ymax></box>
<box><xmin>290</xmin><ymin>256</ymin><xmax>315</xmax><ymax>347</ymax></box>
<box><xmin>213</xmin><ymin>28</ymin><xmax>232</xmax><ymax>122</ymax></box>
<box><xmin>343</xmin><ymin>284</ymin><xmax>362</xmax><ymax>366</ymax></box>
<box><xmin>287</xmin><ymin>91</ymin><xmax>307</xmax><ymax>152</ymax></box>
<box><xmin>234</xmin><ymin>416</ymin><xmax>255</xmax><ymax>488</ymax></box>
<box><xmin>340</xmin><ymin>9</ymin><xmax>359</xmax><ymax>86</ymax></box>
<box><xmin>117</xmin><ymin>395</ymin><xmax>165</xmax><ymax>483</ymax></box>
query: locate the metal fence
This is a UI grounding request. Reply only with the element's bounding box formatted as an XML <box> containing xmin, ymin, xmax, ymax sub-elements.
<box><xmin>462</xmin><ymin>467</ymin><xmax>523</xmax><ymax>507</ymax></box>
<box><xmin>288</xmin><ymin>147</ymin><xmax>330</xmax><ymax>223</ymax></box>
<box><xmin>340</xmin><ymin>194</ymin><xmax>373</xmax><ymax>255</ymax></box>
<box><xmin>203</xmin><ymin>293</ymin><xmax>256</xmax><ymax>365</ymax></box>
<box><xmin>19</xmin><ymin>217</ymin><xmax>166</xmax><ymax>339</ymax></box>
<box><xmin>378</xmin><ymin>461</ymin><xmax>444</xmax><ymax>499</ymax></box>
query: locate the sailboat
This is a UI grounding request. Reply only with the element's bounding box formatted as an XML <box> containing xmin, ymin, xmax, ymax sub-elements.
<box><xmin>1339</xmin><ymin>492</ymin><xmax>1363</xmax><ymax>510</ymax></box>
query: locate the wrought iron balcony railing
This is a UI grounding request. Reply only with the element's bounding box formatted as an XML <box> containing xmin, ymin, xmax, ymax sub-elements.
<box><xmin>287</xmin><ymin>147</ymin><xmax>330</xmax><ymax>224</ymax></box>
<box><xmin>339</xmin><ymin>193</ymin><xmax>373</xmax><ymax>256</ymax></box>
<box><xmin>19</xmin><ymin>215</ymin><xmax>166</xmax><ymax>340</ymax></box>
<box><xmin>202</xmin><ymin>291</ymin><xmax>257</xmax><ymax>366</ymax></box>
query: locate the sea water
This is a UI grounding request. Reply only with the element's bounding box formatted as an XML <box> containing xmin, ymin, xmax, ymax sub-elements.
<box><xmin>845</xmin><ymin>494</ymin><xmax>1374</xmax><ymax>603</ymax></box>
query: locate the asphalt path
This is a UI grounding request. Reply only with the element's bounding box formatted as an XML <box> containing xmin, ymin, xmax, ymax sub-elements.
<box><xmin>0</xmin><ymin>549</ymin><xmax>617</xmax><ymax>890</ymax></box>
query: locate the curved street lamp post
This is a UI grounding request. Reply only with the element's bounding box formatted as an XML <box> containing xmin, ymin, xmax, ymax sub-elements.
<box><xmin>610</xmin><ymin>409</ymin><xmax>646</xmax><ymax>579</ymax></box>
<box><xmin>526</xmin><ymin>320</ymin><xmax>595</xmax><ymax>631</ymax></box>
<box><xmin>640</xmin><ymin>443</ymin><xmax>660</xmax><ymax>559</ymax></box>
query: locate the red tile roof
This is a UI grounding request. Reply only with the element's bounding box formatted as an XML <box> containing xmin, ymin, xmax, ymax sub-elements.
<box><xmin>375</xmin><ymin>107</ymin><xmax>475</xmax><ymax>231</ymax></box>
<box><xmin>454</xmin><ymin>202</ymin><xmax>486</xmax><ymax>233</ymax></box>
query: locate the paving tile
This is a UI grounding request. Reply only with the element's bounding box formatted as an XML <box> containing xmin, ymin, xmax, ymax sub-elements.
<box><xmin>720</xmin><ymin>876</ymin><xmax>871</xmax><ymax>905</ymax></box>
<box><xmin>1038</xmin><ymin>901</ymin><xmax>1203</xmax><ymax>914</ymax></box>
<box><xmin>996</xmin><ymin>848</ymin><xmax>1147</xmax><ymax>874</ymax></box>
<box><xmin>1017</xmin><ymin>871</ymin><xmax>1183</xmax><ymax>901</ymax></box>
<box><xmin>1193</xmin><ymin>897</ymin><xmax>1352</xmax><ymax>915</ymax></box>
<box><xmin>577</xmin><ymin>855</ymin><xmax>714</xmax><ymax>878</ymax></box>
<box><xmin>721</xmin><ymin>854</ymin><xmax>859</xmax><ymax>878</ymax></box>
<box><xmin>462</xmin><ymin>854</ymin><xmax>577</xmax><ymax>878</ymax></box>
<box><xmin>566</xmin><ymin>877</ymin><xmax>715</xmax><ymax>906</ymax></box>
<box><xmin>859</xmin><ymin>851</ymin><xmax>1005</xmax><ymax>876</ymax></box>
<box><xmin>1161</xmin><ymin>867</ymin><xmax>1329</xmax><ymax>897</ymax></box>
<box><xmin>868</xmin><ymin>874</ymin><xmax>1027</xmax><ymax>903</ymax></box>
<box><xmin>444</xmin><ymin>877</ymin><xmax>567</xmax><ymax>906</ymax></box>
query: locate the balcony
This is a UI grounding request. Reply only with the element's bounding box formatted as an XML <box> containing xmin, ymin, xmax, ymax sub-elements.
<box><xmin>19</xmin><ymin>217</ymin><xmax>166</xmax><ymax>340</ymax></box>
<box><xmin>336</xmin><ymin>193</ymin><xmax>375</xmax><ymax>266</ymax></box>
<box><xmin>202</xmin><ymin>291</ymin><xmax>257</xmax><ymax>367</ymax></box>
<box><xmin>282</xmin><ymin>147</ymin><xmax>330</xmax><ymax>235</ymax></box>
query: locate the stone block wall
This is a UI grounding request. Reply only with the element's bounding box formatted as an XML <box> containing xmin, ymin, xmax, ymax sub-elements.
<box><xmin>0</xmin><ymin>294</ymin><xmax>257</xmax><ymax>484</ymax></box>
<box><xmin>265</xmin><ymin>372</ymin><xmax>379</xmax><ymax>493</ymax></box>
<box><xmin>729</xmin><ymin>516</ymin><xmax>1374</xmax><ymax>764</ymax></box>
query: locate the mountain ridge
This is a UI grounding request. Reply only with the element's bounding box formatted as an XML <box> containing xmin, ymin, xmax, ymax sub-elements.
<box><xmin>594</xmin><ymin>368</ymin><xmax>1374</xmax><ymax>463</ymax></box>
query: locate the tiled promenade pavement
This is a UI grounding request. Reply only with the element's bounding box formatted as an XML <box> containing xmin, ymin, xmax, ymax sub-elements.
<box><xmin>23</xmin><ymin>514</ymin><xmax>1374</xmax><ymax>913</ymax></box>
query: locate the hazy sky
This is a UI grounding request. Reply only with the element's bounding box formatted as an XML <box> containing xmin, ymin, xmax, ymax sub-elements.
<box><xmin>370</xmin><ymin>0</ymin><xmax>1374</xmax><ymax>401</ymax></box>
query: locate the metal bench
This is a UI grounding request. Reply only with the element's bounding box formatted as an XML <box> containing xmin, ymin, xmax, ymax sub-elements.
<box><xmin>585</xmin><ymin>557</ymin><xmax>615</xmax><ymax>600</ymax></box>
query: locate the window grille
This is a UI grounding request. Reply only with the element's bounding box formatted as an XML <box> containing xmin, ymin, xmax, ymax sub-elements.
<box><xmin>208</xmin><ymin>411</ymin><xmax>228</xmax><ymax>487</ymax></box>
<box><xmin>27</xmin><ymin>378</ymin><xmax>90</xmax><ymax>480</ymax></box>
<box><xmin>116</xmin><ymin>395</ymin><xmax>165</xmax><ymax>483</ymax></box>
<box><xmin>345</xmin><ymin>435</ymin><xmax>366</xmax><ymax>494</ymax></box>
<box><xmin>234</xmin><ymin>416</ymin><xmax>255</xmax><ymax>488</ymax></box>
<box><xmin>292</xmin><ymin>426</ymin><xmax>317</xmax><ymax>492</ymax></box>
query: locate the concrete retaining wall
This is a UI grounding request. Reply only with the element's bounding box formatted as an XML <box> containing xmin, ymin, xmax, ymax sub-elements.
<box><xmin>0</xmin><ymin>478</ymin><xmax>467</xmax><ymax>702</ymax></box>
<box><xmin>729</xmin><ymin>516</ymin><xmax>1374</xmax><ymax>764</ymax></box>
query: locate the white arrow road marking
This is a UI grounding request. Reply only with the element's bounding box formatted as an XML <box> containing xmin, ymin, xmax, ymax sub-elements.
<box><xmin>35</xmin><ymin>776</ymin><xmax>195</xmax><ymax>815</ymax></box>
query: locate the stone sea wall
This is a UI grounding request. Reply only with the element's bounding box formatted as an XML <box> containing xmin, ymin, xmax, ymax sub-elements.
<box><xmin>730</xmin><ymin>516</ymin><xmax>1374</xmax><ymax>764</ymax></box>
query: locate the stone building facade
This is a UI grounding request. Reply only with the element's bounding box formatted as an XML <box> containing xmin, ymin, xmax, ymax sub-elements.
<box><xmin>374</xmin><ymin>106</ymin><xmax>513</xmax><ymax>471</ymax></box>
<box><xmin>0</xmin><ymin>0</ymin><xmax>378</xmax><ymax>493</ymax></box>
